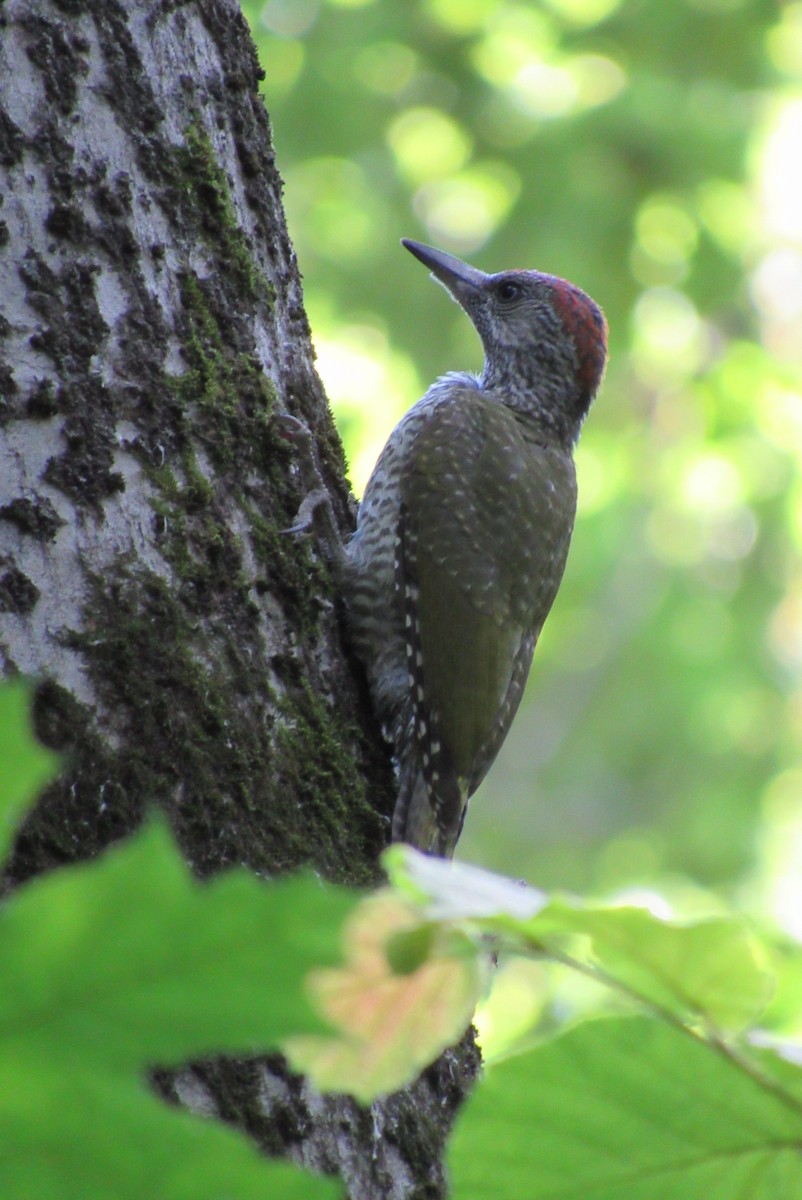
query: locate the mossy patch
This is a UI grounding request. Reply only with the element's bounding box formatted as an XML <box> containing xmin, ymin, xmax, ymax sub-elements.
<box><xmin>273</xmin><ymin>677</ymin><xmax>387</xmax><ymax>882</ymax></box>
<box><xmin>0</xmin><ymin>567</ymin><xmax>40</xmax><ymax>614</ymax></box>
<box><xmin>0</xmin><ymin>496</ymin><xmax>65</xmax><ymax>542</ymax></box>
<box><xmin>174</xmin><ymin>123</ymin><xmax>272</xmax><ymax>306</ymax></box>
<box><xmin>9</xmin><ymin>561</ymin><xmax>386</xmax><ymax>889</ymax></box>
<box><xmin>20</xmin><ymin>11</ymin><xmax>89</xmax><ymax>116</ymax></box>
<box><xmin>169</xmin><ymin>271</ymin><xmax>278</xmax><ymax>469</ymax></box>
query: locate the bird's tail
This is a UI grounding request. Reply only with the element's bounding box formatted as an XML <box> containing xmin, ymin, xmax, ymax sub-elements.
<box><xmin>392</xmin><ymin>753</ymin><xmax>466</xmax><ymax>858</ymax></box>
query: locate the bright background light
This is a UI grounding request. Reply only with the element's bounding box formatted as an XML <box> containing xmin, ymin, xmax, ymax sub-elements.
<box><xmin>243</xmin><ymin>0</ymin><xmax>802</xmax><ymax>941</ymax></box>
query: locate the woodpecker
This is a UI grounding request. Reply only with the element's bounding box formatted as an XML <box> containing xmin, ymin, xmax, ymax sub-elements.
<box><xmin>288</xmin><ymin>240</ymin><xmax>607</xmax><ymax>858</ymax></box>
<box><xmin>339</xmin><ymin>240</ymin><xmax>608</xmax><ymax>856</ymax></box>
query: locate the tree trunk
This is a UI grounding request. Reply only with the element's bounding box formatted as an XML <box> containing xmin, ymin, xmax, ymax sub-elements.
<box><xmin>0</xmin><ymin>2</ymin><xmax>479</xmax><ymax>1196</ymax></box>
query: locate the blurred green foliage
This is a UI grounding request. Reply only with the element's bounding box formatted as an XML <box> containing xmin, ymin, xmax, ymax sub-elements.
<box><xmin>6</xmin><ymin>686</ymin><xmax>802</xmax><ymax>1192</ymax></box>
<box><xmin>0</xmin><ymin>683</ymin><xmax>346</xmax><ymax>1200</ymax></box>
<box><xmin>242</xmin><ymin>0</ymin><xmax>802</xmax><ymax>913</ymax></box>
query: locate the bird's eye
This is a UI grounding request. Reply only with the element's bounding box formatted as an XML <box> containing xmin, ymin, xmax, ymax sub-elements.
<box><xmin>497</xmin><ymin>281</ymin><xmax>521</xmax><ymax>302</ymax></box>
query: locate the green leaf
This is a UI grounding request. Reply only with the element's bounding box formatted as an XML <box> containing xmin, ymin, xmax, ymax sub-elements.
<box><xmin>0</xmin><ymin>1059</ymin><xmax>340</xmax><ymax>1200</ymax></box>
<box><xmin>0</xmin><ymin>816</ymin><xmax>355</xmax><ymax>1197</ymax></box>
<box><xmin>449</xmin><ymin>1016</ymin><xmax>802</xmax><ymax>1199</ymax></box>
<box><xmin>760</xmin><ymin>936</ymin><xmax>802</xmax><ymax>1035</ymax></box>
<box><xmin>0</xmin><ymin>680</ymin><xmax>59</xmax><ymax>862</ymax></box>
<box><xmin>0</xmin><ymin>816</ymin><xmax>356</xmax><ymax>1069</ymax></box>
<box><xmin>528</xmin><ymin>901</ymin><xmax>773</xmax><ymax>1030</ymax></box>
<box><xmin>385</xmin><ymin>851</ymin><xmax>773</xmax><ymax>1030</ymax></box>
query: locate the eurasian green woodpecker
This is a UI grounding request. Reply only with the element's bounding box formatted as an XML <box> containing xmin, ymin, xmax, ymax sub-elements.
<box><xmin>340</xmin><ymin>240</ymin><xmax>607</xmax><ymax>858</ymax></box>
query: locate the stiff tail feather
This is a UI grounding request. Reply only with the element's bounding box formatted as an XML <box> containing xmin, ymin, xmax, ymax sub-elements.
<box><xmin>392</xmin><ymin>753</ymin><xmax>466</xmax><ymax>858</ymax></box>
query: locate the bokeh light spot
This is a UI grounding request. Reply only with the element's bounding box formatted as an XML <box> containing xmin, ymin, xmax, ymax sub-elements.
<box><xmin>259</xmin><ymin>0</ymin><xmax>319</xmax><ymax>36</ymax></box>
<box><xmin>752</xmin><ymin>248</ymin><xmax>802</xmax><ymax>361</ymax></box>
<box><xmin>752</xmin><ymin>249</ymin><xmax>802</xmax><ymax>323</ymax></box>
<box><xmin>575</xmin><ymin>438</ymin><xmax>627</xmax><ymax>514</ymax></box>
<box><xmin>424</xmin><ymin>0</ymin><xmax>498</xmax><ymax>35</ymax></box>
<box><xmin>636</xmin><ymin>197</ymin><xmax>699</xmax><ymax>268</ymax></box>
<box><xmin>632</xmin><ymin>288</ymin><xmax>706</xmax><ymax>383</ymax></box>
<box><xmin>260</xmin><ymin>37</ymin><xmax>305</xmax><ymax>96</ymax></box>
<box><xmin>569</xmin><ymin>54</ymin><xmax>627</xmax><ymax>108</ymax></box>
<box><xmin>766</xmin><ymin>4</ymin><xmax>802</xmax><ymax>76</ymax></box>
<box><xmin>283</xmin><ymin>157</ymin><xmax>385</xmax><ymax>263</ymax></box>
<box><xmin>307</xmin><ymin>308</ymin><xmax>421</xmax><ymax>495</ymax></box>
<box><xmin>681</xmin><ymin>453</ymin><xmax>742</xmax><ymax>513</ymax></box>
<box><xmin>542</xmin><ymin>0</ymin><xmax>622</xmax><ymax>24</ymax></box>
<box><xmin>413</xmin><ymin>163</ymin><xmax>521</xmax><ymax>251</ymax></box>
<box><xmin>471</xmin><ymin>9</ymin><xmax>555</xmax><ymax>88</ymax></box>
<box><xmin>768</xmin><ymin>587</ymin><xmax>802</xmax><ymax>671</ymax></box>
<box><xmin>760</xmin><ymin>97</ymin><xmax>802</xmax><ymax>243</ymax></box>
<box><xmin>354</xmin><ymin>41</ymin><xmax>418</xmax><ymax>96</ymax></box>
<box><xmin>512</xmin><ymin>62</ymin><xmax>578</xmax><ymax>118</ymax></box>
<box><xmin>387</xmin><ymin>107</ymin><xmax>472</xmax><ymax>185</ymax></box>
<box><xmin>756</xmin><ymin>770</ymin><xmax>802</xmax><ymax>938</ymax></box>
<box><xmin>695</xmin><ymin>178</ymin><xmax>756</xmax><ymax>259</ymax></box>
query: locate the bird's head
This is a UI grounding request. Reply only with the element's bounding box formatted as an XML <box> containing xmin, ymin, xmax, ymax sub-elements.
<box><xmin>402</xmin><ymin>239</ymin><xmax>607</xmax><ymax>444</ymax></box>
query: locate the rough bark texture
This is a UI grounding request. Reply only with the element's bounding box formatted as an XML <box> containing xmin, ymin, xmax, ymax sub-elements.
<box><xmin>0</xmin><ymin>2</ymin><xmax>479</xmax><ymax>1196</ymax></box>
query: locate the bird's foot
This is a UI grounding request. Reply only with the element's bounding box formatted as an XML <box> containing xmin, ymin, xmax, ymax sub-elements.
<box><xmin>282</xmin><ymin>486</ymin><xmax>332</xmax><ymax>536</ymax></box>
<box><xmin>274</xmin><ymin>412</ymin><xmax>315</xmax><ymax>453</ymax></box>
<box><xmin>274</xmin><ymin>413</ymin><xmax>347</xmax><ymax>566</ymax></box>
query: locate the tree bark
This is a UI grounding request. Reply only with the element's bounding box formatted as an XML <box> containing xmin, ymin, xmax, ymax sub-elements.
<box><xmin>0</xmin><ymin>2</ymin><xmax>479</xmax><ymax>1196</ymax></box>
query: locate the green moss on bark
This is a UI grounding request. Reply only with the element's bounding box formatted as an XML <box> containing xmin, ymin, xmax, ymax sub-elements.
<box><xmin>169</xmin><ymin>270</ymin><xmax>278</xmax><ymax>469</ymax></box>
<box><xmin>274</xmin><ymin>677</ymin><xmax>387</xmax><ymax>874</ymax></box>
<box><xmin>174</xmin><ymin>123</ymin><xmax>273</xmax><ymax>306</ymax></box>
<box><xmin>15</xmin><ymin>563</ymin><xmax>386</xmax><ymax>888</ymax></box>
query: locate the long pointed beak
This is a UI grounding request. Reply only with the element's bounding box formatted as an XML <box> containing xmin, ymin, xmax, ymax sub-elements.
<box><xmin>401</xmin><ymin>239</ymin><xmax>487</xmax><ymax>302</ymax></box>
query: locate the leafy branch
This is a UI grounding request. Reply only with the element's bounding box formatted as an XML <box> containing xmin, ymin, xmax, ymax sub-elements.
<box><xmin>3</xmin><ymin>681</ymin><xmax>802</xmax><ymax>1199</ymax></box>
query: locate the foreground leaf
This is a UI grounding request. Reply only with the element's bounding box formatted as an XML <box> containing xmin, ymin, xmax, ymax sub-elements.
<box><xmin>386</xmin><ymin>850</ymin><xmax>773</xmax><ymax>1032</ymax></box>
<box><xmin>285</xmin><ymin>890</ymin><xmax>484</xmax><ymax>1100</ymax></box>
<box><xmin>0</xmin><ymin>680</ymin><xmax>59</xmax><ymax>862</ymax></box>
<box><xmin>384</xmin><ymin>844</ymin><xmax>545</xmax><ymax>922</ymax></box>
<box><xmin>760</xmin><ymin>936</ymin><xmax>802</xmax><ymax>1036</ymax></box>
<box><xmin>0</xmin><ymin>816</ymin><xmax>354</xmax><ymax>1197</ymax></box>
<box><xmin>0</xmin><ymin>1058</ymin><xmax>339</xmax><ymax>1200</ymax></box>
<box><xmin>530</xmin><ymin>901</ymin><xmax>773</xmax><ymax>1030</ymax></box>
<box><xmin>449</xmin><ymin>1016</ymin><xmax>802</xmax><ymax>1199</ymax></box>
<box><xmin>0</xmin><ymin>817</ymin><xmax>356</xmax><ymax>1068</ymax></box>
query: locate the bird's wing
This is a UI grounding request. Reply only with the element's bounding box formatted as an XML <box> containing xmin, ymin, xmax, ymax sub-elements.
<box><xmin>400</xmin><ymin>388</ymin><xmax>576</xmax><ymax>789</ymax></box>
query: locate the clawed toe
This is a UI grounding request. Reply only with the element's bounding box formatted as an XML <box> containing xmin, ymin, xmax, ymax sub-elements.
<box><xmin>281</xmin><ymin>487</ymin><xmax>331</xmax><ymax>536</ymax></box>
<box><xmin>274</xmin><ymin>413</ymin><xmax>313</xmax><ymax>447</ymax></box>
